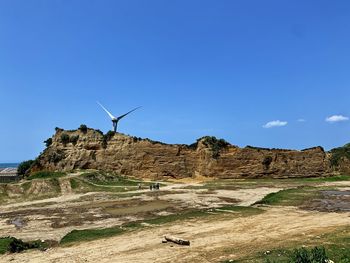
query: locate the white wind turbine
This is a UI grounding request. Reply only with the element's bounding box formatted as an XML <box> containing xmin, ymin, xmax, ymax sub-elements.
<box><xmin>97</xmin><ymin>102</ymin><xmax>141</xmax><ymax>132</ymax></box>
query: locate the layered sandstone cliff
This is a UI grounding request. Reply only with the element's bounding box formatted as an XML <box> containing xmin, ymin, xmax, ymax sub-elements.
<box><xmin>30</xmin><ymin>127</ymin><xmax>334</xmax><ymax>179</ymax></box>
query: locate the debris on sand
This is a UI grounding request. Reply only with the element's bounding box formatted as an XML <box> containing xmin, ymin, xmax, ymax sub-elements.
<box><xmin>163</xmin><ymin>235</ymin><xmax>190</xmax><ymax>246</ymax></box>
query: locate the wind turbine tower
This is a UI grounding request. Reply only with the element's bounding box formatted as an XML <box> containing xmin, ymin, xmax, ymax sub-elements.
<box><xmin>97</xmin><ymin>102</ymin><xmax>141</xmax><ymax>132</ymax></box>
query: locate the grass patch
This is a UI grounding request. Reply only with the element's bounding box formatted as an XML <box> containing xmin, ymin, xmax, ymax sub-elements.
<box><xmin>0</xmin><ymin>237</ymin><xmax>14</xmax><ymax>254</ymax></box>
<box><xmin>29</xmin><ymin>171</ymin><xmax>66</xmax><ymax>180</ymax></box>
<box><xmin>0</xmin><ymin>237</ymin><xmax>48</xmax><ymax>254</ymax></box>
<box><xmin>60</xmin><ymin>227</ymin><xmax>125</xmax><ymax>245</ymax></box>
<box><xmin>293</xmin><ymin>175</ymin><xmax>350</xmax><ymax>183</ymax></box>
<box><xmin>255</xmin><ymin>186</ymin><xmax>322</xmax><ymax>206</ymax></box>
<box><xmin>70</xmin><ymin>179</ymin><xmax>79</xmax><ymax>189</ymax></box>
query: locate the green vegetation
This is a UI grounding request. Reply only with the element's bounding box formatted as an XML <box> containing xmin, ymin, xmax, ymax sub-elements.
<box><xmin>0</xmin><ymin>237</ymin><xmax>14</xmax><ymax>254</ymax></box>
<box><xmin>60</xmin><ymin>227</ymin><xmax>125</xmax><ymax>245</ymax></box>
<box><xmin>60</xmin><ymin>133</ymin><xmax>70</xmax><ymax>145</ymax></box>
<box><xmin>262</xmin><ymin>156</ymin><xmax>273</xmax><ymax>169</ymax></box>
<box><xmin>292</xmin><ymin>246</ymin><xmax>328</xmax><ymax>263</ymax></box>
<box><xmin>44</xmin><ymin>137</ymin><xmax>53</xmax><ymax>147</ymax></box>
<box><xmin>95</xmin><ymin>129</ymin><xmax>104</xmax><ymax>135</ymax></box>
<box><xmin>255</xmin><ymin>187</ymin><xmax>322</xmax><ymax>206</ymax></box>
<box><xmin>79</xmin><ymin>124</ymin><xmax>88</xmax><ymax>133</ymax></box>
<box><xmin>104</xmin><ymin>130</ymin><xmax>115</xmax><ymax>141</ymax></box>
<box><xmin>0</xmin><ymin>237</ymin><xmax>48</xmax><ymax>254</ymax></box>
<box><xmin>82</xmin><ymin>171</ymin><xmax>145</xmax><ymax>186</ymax></box>
<box><xmin>29</xmin><ymin>171</ymin><xmax>66</xmax><ymax>180</ymax></box>
<box><xmin>330</xmin><ymin>143</ymin><xmax>350</xmax><ymax>167</ymax></box>
<box><xmin>55</xmin><ymin>127</ymin><xmax>63</xmax><ymax>132</ymax></box>
<box><xmin>17</xmin><ymin>160</ymin><xmax>35</xmax><ymax>176</ymax></box>
<box><xmin>102</xmin><ymin>130</ymin><xmax>115</xmax><ymax>148</ymax></box>
<box><xmin>69</xmin><ymin>135</ymin><xmax>79</xmax><ymax>145</ymax></box>
<box><xmin>70</xmin><ymin>178</ymin><xmax>79</xmax><ymax>189</ymax></box>
<box><xmin>295</xmin><ymin>175</ymin><xmax>350</xmax><ymax>183</ymax></box>
<box><xmin>189</xmin><ymin>136</ymin><xmax>230</xmax><ymax>158</ymax></box>
<box><xmin>47</xmin><ymin>149</ymin><xmax>65</xmax><ymax>163</ymax></box>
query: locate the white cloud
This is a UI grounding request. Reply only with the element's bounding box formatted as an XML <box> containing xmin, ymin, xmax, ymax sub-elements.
<box><xmin>297</xmin><ymin>119</ymin><xmax>306</xmax><ymax>122</ymax></box>
<box><xmin>263</xmin><ymin>120</ymin><xmax>288</xmax><ymax>128</ymax></box>
<box><xmin>325</xmin><ymin>115</ymin><xmax>349</xmax><ymax>123</ymax></box>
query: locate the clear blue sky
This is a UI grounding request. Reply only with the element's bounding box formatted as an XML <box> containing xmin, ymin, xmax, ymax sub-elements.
<box><xmin>1</xmin><ymin>0</ymin><xmax>349</xmax><ymax>162</ymax></box>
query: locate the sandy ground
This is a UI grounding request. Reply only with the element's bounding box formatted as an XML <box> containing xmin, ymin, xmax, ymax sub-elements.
<box><xmin>1</xmin><ymin>206</ymin><xmax>350</xmax><ymax>263</ymax></box>
<box><xmin>1</xmin><ymin>180</ymin><xmax>350</xmax><ymax>262</ymax></box>
<box><xmin>0</xmin><ymin>183</ymin><xmax>283</xmax><ymax>242</ymax></box>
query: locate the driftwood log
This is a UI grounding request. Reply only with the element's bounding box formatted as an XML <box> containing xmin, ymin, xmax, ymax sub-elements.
<box><xmin>164</xmin><ymin>236</ymin><xmax>190</xmax><ymax>246</ymax></box>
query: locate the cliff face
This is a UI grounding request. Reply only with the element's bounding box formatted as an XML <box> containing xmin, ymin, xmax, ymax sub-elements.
<box><xmin>31</xmin><ymin>128</ymin><xmax>332</xmax><ymax>179</ymax></box>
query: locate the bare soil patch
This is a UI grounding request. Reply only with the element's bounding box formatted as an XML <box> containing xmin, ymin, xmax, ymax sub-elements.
<box><xmin>303</xmin><ymin>190</ymin><xmax>350</xmax><ymax>212</ymax></box>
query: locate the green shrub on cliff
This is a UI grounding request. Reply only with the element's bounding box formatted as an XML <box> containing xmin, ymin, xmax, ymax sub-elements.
<box><xmin>189</xmin><ymin>136</ymin><xmax>229</xmax><ymax>158</ymax></box>
<box><xmin>79</xmin><ymin>124</ymin><xmax>88</xmax><ymax>133</ymax></box>
<box><xmin>69</xmin><ymin>135</ymin><xmax>79</xmax><ymax>145</ymax></box>
<box><xmin>44</xmin><ymin>138</ymin><xmax>53</xmax><ymax>147</ymax></box>
<box><xmin>60</xmin><ymin>133</ymin><xmax>70</xmax><ymax>145</ymax></box>
<box><xmin>262</xmin><ymin>156</ymin><xmax>273</xmax><ymax>169</ymax></box>
<box><xmin>17</xmin><ymin>160</ymin><xmax>34</xmax><ymax>176</ymax></box>
<box><xmin>330</xmin><ymin>143</ymin><xmax>350</xmax><ymax>167</ymax></box>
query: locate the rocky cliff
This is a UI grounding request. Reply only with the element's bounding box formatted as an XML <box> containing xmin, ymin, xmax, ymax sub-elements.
<box><xmin>30</xmin><ymin>127</ymin><xmax>336</xmax><ymax>179</ymax></box>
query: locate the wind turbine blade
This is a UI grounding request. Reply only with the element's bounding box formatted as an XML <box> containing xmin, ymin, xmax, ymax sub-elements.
<box><xmin>117</xmin><ymin>106</ymin><xmax>142</xmax><ymax>120</ymax></box>
<box><xmin>97</xmin><ymin>102</ymin><xmax>115</xmax><ymax>119</ymax></box>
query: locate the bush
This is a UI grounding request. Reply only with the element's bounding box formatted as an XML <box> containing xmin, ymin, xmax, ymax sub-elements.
<box><xmin>44</xmin><ymin>138</ymin><xmax>53</xmax><ymax>147</ymax></box>
<box><xmin>104</xmin><ymin>130</ymin><xmax>115</xmax><ymax>141</ymax></box>
<box><xmin>69</xmin><ymin>135</ymin><xmax>79</xmax><ymax>145</ymax></box>
<box><xmin>95</xmin><ymin>129</ymin><xmax>104</xmax><ymax>135</ymax></box>
<box><xmin>101</xmin><ymin>130</ymin><xmax>115</xmax><ymax>149</ymax></box>
<box><xmin>192</xmin><ymin>136</ymin><xmax>230</xmax><ymax>158</ymax></box>
<box><xmin>79</xmin><ymin>124</ymin><xmax>88</xmax><ymax>133</ymax></box>
<box><xmin>330</xmin><ymin>143</ymin><xmax>350</xmax><ymax>167</ymax></box>
<box><xmin>60</xmin><ymin>133</ymin><xmax>70</xmax><ymax>145</ymax></box>
<box><xmin>17</xmin><ymin>160</ymin><xmax>34</xmax><ymax>176</ymax></box>
<box><xmin>0</xmin><ymin>237</ymin><xmax>48</xmax><ymax>254</ymax></box>
<box><xmin>292</xmin><ymin>246</ymin><xmax>328</xmax><ymax>263</ymax></box>
<box><xmin>48</xmin><ymin>149</ymin><xmax>65</xmax><ymax>163</ymax></box>
<box><xmin>262</xmin><ymin>156</ymin><xmax>273</xmax><ymax>169</ymax></box>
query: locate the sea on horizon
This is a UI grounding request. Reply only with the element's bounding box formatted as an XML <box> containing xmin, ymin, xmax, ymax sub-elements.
<box><xmin>0</xmin><ymin>163</ymin><xmax>19</xmax><ymax>168</ymax></box>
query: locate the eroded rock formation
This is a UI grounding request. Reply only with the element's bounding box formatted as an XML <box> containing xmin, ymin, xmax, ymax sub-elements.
<box><xmin>31</xmin><ymin>128</ymin><xmax>333</xmax><ymax>179</ymax></box>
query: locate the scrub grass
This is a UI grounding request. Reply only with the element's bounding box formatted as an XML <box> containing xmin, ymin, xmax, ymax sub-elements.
<box><xmin>28</xmin><ymin>171</ymin><xmax>66</xmax><ymax>180</ymax></box>
<box><xmin>254</xmin><ymin>186</ymin><xmax>323</xmax><ymax>206</ymax></box>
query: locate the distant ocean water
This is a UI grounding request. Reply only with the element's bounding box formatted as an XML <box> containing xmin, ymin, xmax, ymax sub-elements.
<box><xmin>0</xmin><ymin>163</ymin><xmax>19</xmax><ymax>168</ymax></box>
